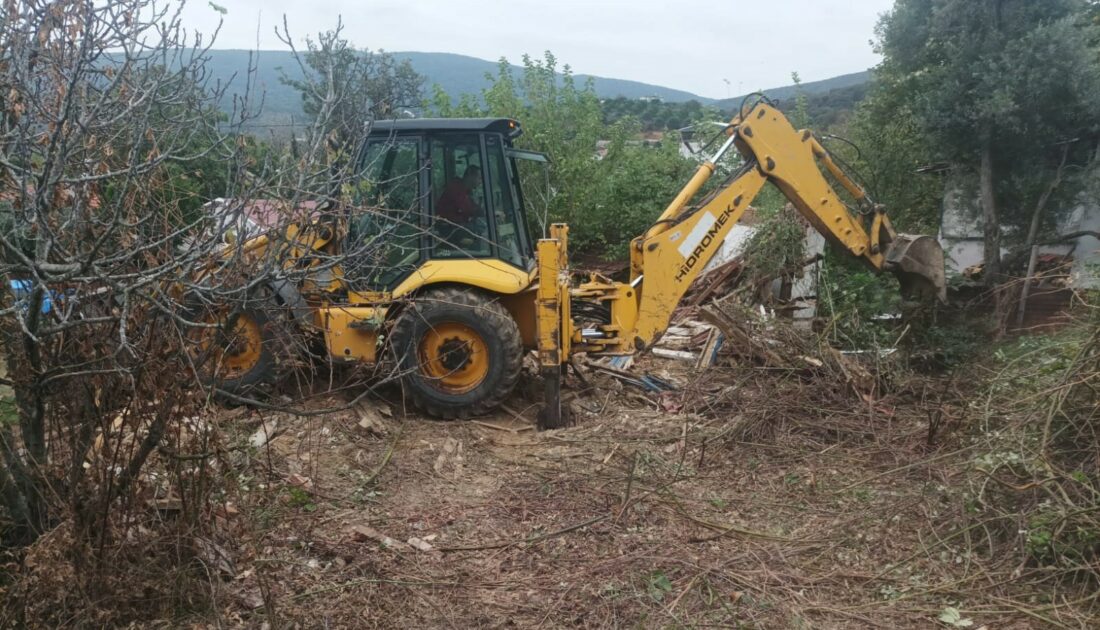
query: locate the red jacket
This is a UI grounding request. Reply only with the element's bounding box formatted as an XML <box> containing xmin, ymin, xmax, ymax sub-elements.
<box><xmin>435</xmin><ymin>179</ymin><xmax>481</xmax><ymax>223</ymax></box>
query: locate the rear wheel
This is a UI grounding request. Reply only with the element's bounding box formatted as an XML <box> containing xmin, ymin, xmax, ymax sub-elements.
<box><xmin>189</xmin><ymin>291</ymin><xmax>295</xmax><ymax>397</ymax></box>
<box><xmin>390</xmin><ymin>287</ymin><xmax>523</xmax><ymax>419</ymax></box>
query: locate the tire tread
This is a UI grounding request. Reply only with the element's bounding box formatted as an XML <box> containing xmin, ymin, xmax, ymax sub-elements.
<box><xmin>391</xmin><ymin>287</ymin><xmax>523</xmax><ymax>419</ymax></box>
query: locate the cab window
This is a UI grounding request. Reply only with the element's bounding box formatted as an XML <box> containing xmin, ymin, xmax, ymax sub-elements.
<box><xmin>346</xmin><ymin>137</ymin><xmax>424</xmax><ymax>288</ymax></box>
<box><xmin>430</xmin><ymin>134</ymin><xmax>492</xmax><ymax>258</ymax></box>
<box><xmin>485</xmin><ymin>134</ymin><xmax>528</xmax><ymax>267</ymax></box>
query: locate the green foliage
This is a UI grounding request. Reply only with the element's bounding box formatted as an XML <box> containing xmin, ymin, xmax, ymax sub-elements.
<box><xmin>645</xmin><ymin>571</ymin><xmax>673</xmax><ymax>602</ymax></box>
<box><xmin>285</xmin><ymin>486</ymin><xmax>317</xmax><ymax>512</ymax></box>
<box><xmin>838</xmin><ymin>86</ymin><xmax>943</xmax><ymax>233</ymax></box>
<box><xmin>0</xmin><ymin>394</ymin><xmax>16</xmax><ymax>427</ymax></box>
<box><xmin>874</xmin><ymin>0</ymin><xmax>1100</xmax><ymax>239</ymax></box>
<box><xmin>987</xmin><ymin>326</ymin><xmax>1088</xmax><ymax>399</ymax></box>
<box><xmin>795</xmin><ymin>83</ymin><xmax>869</xmax><ymax>129</ymax></box>
<box><xmin>90</xmin><ymin>65</ymin><xmax>233</xmax><ymax>222</ymax></box>
<box><xmin>967</xmin><ymin>308</ymin><xmax>1100</xmax><ymax>572</ymax></box>
<box><xmin>748</xmin><ymin>185</ymin><xmax>789</xmax><ymax>216</ymax></box>
<box><xmin>817</xmin><ymin>251</ymin><xmax>984</xmax><ymax>363</ymax></box>
<box><xmin>993</xmin><ymin>333</ymin><xmax>1081</xmax><ymax>373</ymax></box>
<box><xmin>878</xmin><ymin>0</ymin><xmax>1097</xmax><ymax>155</ymax></box>
<box><xmin>907</xmin><ymin>320</ymin><xmax>985</xmax><ymax>370</ymax></box>
<box><xmin>149</xmin><ymin>119</ymin><xmax>232</xmax><ymax>221</ymax></box>
<box><xmin>714</xmin><ymin>77</ymin><xmax>870</xmax><ymax>131</ymax></box>
<box><xmin>601</xmin><ymin>97</ymin><xmax>716</xmax><ymax>132</ymax></box>
<box><xmin>1026</xmin><ymin>500</ymin><xmax>1100</xmax><ymax>564</ymax></box>
<box><xmin>816</xmin><ymin>252</ymin><xmax>903</xmax><ymax>349</ymax></box>
<box><xmin>281</xmin><ymin>25</ymin><xmax>423</xmax><ymax>144</ymax></box>
<box><xmin>739</xmin><ymin>203</ymin><xmax>807</xmax><ymax>283</ymax></box>
<box><xmin>788</xmin><ymin>72</ymin><xmax>810</xmax><ymax>130</ymax></box>
<box><xmin>431</xmin><ymin>52</ymin><xmax>697</xmax><ymax>257</ymax></box>
<box><xmin>581</xmin><ymin>138</ymin><xmax>695</xmax><ymax>258</ymax></box>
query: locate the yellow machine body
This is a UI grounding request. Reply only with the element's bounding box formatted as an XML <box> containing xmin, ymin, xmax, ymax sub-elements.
<box><xmin>321</xmin><ymin>306</ymin><xmax>384</xmax><ymax>363</ymax></box>
<box><xmin>331</xmin><ymin>260</ymin><xmax>537</xmax><ymax>364</ymax></box>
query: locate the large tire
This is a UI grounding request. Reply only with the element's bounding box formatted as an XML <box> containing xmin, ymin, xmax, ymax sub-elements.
<box><xmin>189</xmin><ymin>290</ymin><xmax>296</xmax><ymax>398</ymax></box>
<box><xmin>390</xmin><ymin>287</ymin><xmax>523</xmax><ymax>419</ymax></box>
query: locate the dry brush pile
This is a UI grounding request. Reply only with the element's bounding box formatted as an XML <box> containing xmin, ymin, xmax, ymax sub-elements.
<box><xmin>955</xmin><ymin>295</ymin><xmax>1100</xmax><ymax>603</ymax></box>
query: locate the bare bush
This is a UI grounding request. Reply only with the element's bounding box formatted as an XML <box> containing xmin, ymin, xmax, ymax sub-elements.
<box><xmin>0</xmin><ymin>1</ymin><xmax>411</xmax><ymax>623</ymax></box>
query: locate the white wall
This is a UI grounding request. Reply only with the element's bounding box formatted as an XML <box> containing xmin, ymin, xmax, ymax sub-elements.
<box><xmin>702</xmin><ymin>221</ymin><xmax>824</xmax><ymax>318</ymax></box>
<box><xmin>1068</xmin><ymin>201</ymin><xmax>1100</xmax><ymax>289</ymax></box>
<box><xmin>938</xmin><ymin>176</ymin><xmax>1100</xmax><ymax>287</ymax></box>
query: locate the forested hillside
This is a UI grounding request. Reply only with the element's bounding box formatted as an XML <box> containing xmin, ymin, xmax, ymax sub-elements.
<box><xmin>205</xmin><ymin>49</ymin><xmax>719</xmax><ymax>125</ymax></box>
<box><xmin>714</xmin><ymin>70</ymin><xmax>871</xmax><ymax>110</ymax></box>
<box><xmin>602</xmin><ymin>82</ymin><xmax>869</xmax><ymax>131</ymax></box>
<box><xmin>203</xmin><ymin>48</ymin><xmax>870</xmax><ymax>130</ymax></box>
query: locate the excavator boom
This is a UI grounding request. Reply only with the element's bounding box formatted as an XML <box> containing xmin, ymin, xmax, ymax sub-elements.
<box><xmin>534</xmin><ymin>101</ymin><xmax>946</xmax><ymax>427</ymax></box>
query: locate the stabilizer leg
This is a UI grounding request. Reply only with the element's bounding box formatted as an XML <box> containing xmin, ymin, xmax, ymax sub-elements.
<box><xmin>537</xmin><ymin>367</ymin><xmax>573</xmax><ymax>430</ymax></box>
<box><xmin>534</xmin><ymin>226</ymin><xmax>574</xmax><ymax>431</ymax></box>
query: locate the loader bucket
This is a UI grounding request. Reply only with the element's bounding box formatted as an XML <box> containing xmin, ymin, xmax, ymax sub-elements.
<box><xmin>884</xmin><ymin>234</ymin><xmax>947</xmax><ymax>303</ymax></box>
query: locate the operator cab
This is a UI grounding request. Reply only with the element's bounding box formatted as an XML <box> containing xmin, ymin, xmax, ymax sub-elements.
<box><xmin>346</xmin><ymin>118</ymin><xmax>541</xmax><ymax>290</ymax></box>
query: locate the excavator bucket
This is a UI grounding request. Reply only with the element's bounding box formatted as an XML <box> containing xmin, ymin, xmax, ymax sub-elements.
<box><xmin>884</xmin><ymin>234</ymin><xmax>947</xmax><ymax>303</ymax></box>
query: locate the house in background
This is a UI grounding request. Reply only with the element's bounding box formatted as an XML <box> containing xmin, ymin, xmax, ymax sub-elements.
<box><xmin>935</xmin><ymin>171</ymin><xmax>1100</xmax><ymax>329</ymax></box>
<box><xmin>938</xmin><ymin>173</ymin><xmax>1100</xmax><ymax>289</ymax></box>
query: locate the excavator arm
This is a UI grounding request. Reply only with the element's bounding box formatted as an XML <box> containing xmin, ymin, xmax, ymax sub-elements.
<box><xmin>534</xmin><ymin>101</ymin><xmax>946</xmax><ymax>428</ymax></box>
<box><xmin>624</xmin><ymin>101</ymin><xmax>945</xmax><ymax>346</ymax></box>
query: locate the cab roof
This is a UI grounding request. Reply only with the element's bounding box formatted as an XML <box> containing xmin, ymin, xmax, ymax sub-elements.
<box><xmin>368</xmin><ymin>117</ymin><xmax>519</xmax><ymax>135</ymax></box>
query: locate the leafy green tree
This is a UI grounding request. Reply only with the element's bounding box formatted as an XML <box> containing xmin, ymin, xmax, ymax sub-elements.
<box><xmin>842</xmin><ymin>87</ymin><xmax>942</xmax><ymax>233</ymax></box>
<box><xmin>282</xmin><ymin>23</ymin><xmax>422</xmax><ymax>146</ymax></box>
<box><xmin>789</xmin><ymin>72</ymin><xmax>811</xmax><ymax>130</ymax></box>
<box><xmin>875</xmin><ymin>0</ymin><xmax>1100</xmax><ymax>282</ymax></box>
<box><xmin>581</xmin><ymin>133</ymin><xmax>695</xmax><ymax>255</ymax></box>
<box><xmin>600</xmin><ymin>97</ymin><xmax>713</xmax><ymax>132</ymax></box>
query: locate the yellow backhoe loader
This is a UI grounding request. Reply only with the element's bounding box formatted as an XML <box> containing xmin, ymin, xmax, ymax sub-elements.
<box><xmin>202</xmin><ymin>99</ymin><xmax>946</xmax><ymax>428</ymax></box>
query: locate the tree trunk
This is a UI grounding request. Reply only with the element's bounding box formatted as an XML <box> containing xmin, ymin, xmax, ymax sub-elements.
<box><xmin>1017</xmin><ymin>143</ymin><xmax>1071</xmax><ymax>327</ymax></box>
<box><xmin>0</xmin><ymin>424</ymin><xmax>35</xmax><ymax>545</ymax></box>
<box><xmin>1025</xmin><ymin>143</ymin><xmax>1071</xmax><ymax>249</ymax></box>
<box><xmin>980</xmin><ymin>138</ymin><xmax>1001</xmax><ymax>285</ymax></box>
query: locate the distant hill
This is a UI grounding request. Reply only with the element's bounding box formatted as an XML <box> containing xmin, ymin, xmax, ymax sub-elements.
<box><xmin>203</xmin><ymin>49</ymin><xmax>713</xmax><ymax>127</ymax></box>
<box><xmin>714</xmin><ymin>71</ymin><xmax>872</xmax><ymax>111</ymax></box>
<box><xmin>394</xmin><ymin>52</ymin><xmax>707</xmax><ymax>104</ymax></box>
<box><xmin>199</xmin><ymin>50</ymin><xmax>872</xmax><ymax>130</ymax></box>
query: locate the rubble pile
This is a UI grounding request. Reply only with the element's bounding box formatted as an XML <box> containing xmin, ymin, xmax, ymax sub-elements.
<box><xmin>582</xmin><ymin>243</ymin><xmax>886</xmax><ymax>440</ymax></box>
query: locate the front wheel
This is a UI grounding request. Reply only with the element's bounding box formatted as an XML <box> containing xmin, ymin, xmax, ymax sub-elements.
<box><xmin>390</xmin><ymin>287</ymin><xmax>523</xmax><ymax>419</ymax></box>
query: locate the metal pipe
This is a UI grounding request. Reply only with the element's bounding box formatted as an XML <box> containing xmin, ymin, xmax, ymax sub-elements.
<box><xmin>649</xmin><ymin>129</ymin><xmax>738</xmax><ymax>234</ymax></box>
<box><xmin>709</xmin><ymin>131</ymin><xmax>740</xmax><ymax>163</ymax></box>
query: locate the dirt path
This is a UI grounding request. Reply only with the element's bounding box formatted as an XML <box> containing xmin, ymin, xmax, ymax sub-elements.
<box><xmin>209</xmin><ymin>364</ymin><xmax>1086</xmax><ymax>628</ymax></box>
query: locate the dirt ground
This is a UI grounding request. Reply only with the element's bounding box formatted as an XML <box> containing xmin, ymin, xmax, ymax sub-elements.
<box><xmin>201</xmin><ymin>357</ymin><xmax>1093</xmax><ymax>629</ymax></box>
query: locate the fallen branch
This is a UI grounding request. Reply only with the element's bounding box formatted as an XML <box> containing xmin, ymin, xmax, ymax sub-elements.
<box><xmin>438</xmin><ymin>514</ymin><xmax>610</xmax><ymax>552</ymax></box>
<box><xmin>362</xmin><ymin>422</ymin><xmax>403</xmax><ymax>487</ymax></box>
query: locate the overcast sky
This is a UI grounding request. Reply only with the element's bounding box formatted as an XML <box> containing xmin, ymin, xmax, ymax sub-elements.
<box><xmin>182</xmin><ymin>0</ymin><xmax>895</xmax><ymax>99</ymax></box>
